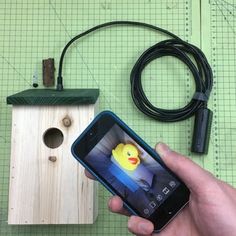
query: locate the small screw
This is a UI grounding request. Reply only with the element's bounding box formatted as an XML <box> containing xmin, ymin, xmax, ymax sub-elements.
<box><xmin>32</xmin><ymin>66</ymin><xmax>38</xmax><ymax>88</ymax></box>
<box><xmin>62</xmin><ymin>116</ymin><xmax>71</xmax><ymax>127</ymax></box>
<box><xmin>48</xmin><ymin>156</ymin><xmax>57</xmax><ymax>162</ymax></box>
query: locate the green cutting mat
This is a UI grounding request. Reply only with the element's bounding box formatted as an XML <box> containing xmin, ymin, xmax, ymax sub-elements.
<box><xmin>0</xmin><ymin>0</ymin><xmax>235</xmax><ymax>235</ymax></box>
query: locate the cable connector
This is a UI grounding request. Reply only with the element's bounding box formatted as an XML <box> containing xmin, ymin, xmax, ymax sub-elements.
<box><xmin>191</xmin><ymin>108</ymin><xmax>213</xmax><ymax>154</ymax></box>
<box><xmin>56</xmin><ymin>76</ymin><xmax>63</xmax><ymax>91</ymax></box>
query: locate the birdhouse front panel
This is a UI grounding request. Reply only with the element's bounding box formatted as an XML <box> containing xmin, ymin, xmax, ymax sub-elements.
<box><xmin>8</xmin><ymin>103</ymin><xmax>98</xmax><ymax>224</ymax></box>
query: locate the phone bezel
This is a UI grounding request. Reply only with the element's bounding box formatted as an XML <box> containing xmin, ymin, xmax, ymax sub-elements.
<box><xmin>71</xmin><ymin>110</ymin><xmax>190</xmax><ymax>232</ymax></box>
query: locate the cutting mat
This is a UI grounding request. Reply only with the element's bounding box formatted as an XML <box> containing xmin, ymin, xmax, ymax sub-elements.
<box><xmin>0</xmin><ymin>0</ymin><xmax>235</xmax><ymax>235</ymax></box>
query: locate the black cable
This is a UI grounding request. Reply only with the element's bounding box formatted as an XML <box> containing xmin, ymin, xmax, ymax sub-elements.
<box><xmin>130</xmin><ymin>38</ymin><xmax>213</xmax><ymax>122</ymax></box>
<box><xmin>57</xmin><ymin>21</ymin><xmax>213</xmax><ymax>154</ymax></box>
<box><xmin>57</xmin><ymin>21</ymin><xmax>181</xmax><ymax>91</ymax></box>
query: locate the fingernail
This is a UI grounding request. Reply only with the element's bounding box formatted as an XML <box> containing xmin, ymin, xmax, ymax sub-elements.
<box><xmin>156</xmin><ymin>142</ymin><xmax>171</xmax><ymax>158</ymax></box>
<box><xmin>139</xmin><ymin>222</ymin><xmax>153</xmax><ymax>234</ymax></box>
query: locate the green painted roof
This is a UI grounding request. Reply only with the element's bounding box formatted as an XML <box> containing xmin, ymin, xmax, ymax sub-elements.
<box><xmin>7</xmin><ymin>89</ymin><xmax>99</xmax><ymax>105</ymax></box>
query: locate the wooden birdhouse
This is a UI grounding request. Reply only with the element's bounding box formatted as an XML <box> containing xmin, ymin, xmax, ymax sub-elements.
<box><xmin>7</xmin><ymin>88</ymin><xmax>99</xmax><ymax>224</ymax></box>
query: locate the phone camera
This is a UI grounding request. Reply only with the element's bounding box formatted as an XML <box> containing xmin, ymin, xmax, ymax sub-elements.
<box><xmin>89</xmin><ymin>132</ymin><xmax>93</xmax><ymax>136</ymax></box>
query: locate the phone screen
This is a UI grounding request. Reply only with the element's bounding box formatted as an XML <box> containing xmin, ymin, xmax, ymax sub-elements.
<box><xmin>83</xmin><ymin>123</ymin><xmax>180</xmax><ymax>218</ymax></box>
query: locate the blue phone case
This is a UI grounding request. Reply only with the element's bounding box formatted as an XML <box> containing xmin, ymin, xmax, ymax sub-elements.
<box><xmin>71</xmin><ymin>110</ymin><xmax>165</xmax><ymax>216</ymax></box>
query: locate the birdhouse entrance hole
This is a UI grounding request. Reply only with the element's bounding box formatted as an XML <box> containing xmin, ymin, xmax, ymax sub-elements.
<box><xmin>43</xmin><ymin>128</ymin><xmax>64</xmax><ymax>149</ymax></box>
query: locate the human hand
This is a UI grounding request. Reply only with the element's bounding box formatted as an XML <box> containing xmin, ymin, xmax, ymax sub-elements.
<box><xmin>85</xmin><ymin>143</ymin><xmax>236</xmax><ymax>236</ymax></box>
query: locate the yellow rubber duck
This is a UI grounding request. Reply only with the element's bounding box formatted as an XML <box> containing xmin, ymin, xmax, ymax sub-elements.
<box><xmin>112</xmin><ymin>143</ymin><xmax>140</xmax><ymax>171</ymax></box>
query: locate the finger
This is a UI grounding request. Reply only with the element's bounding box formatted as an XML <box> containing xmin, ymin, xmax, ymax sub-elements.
<box><xmin>155</xmin><ymin>142</ymin><xmax>216</xmax><ymax>193</ymax></box>
<box><xmin>84</xmin><ymin>169</ymin><xmax>96</xmax><ymax>180</ymax></box>
<box><xmin>108</xmin><ymin>196</ymin><xmax>131</xmax><ymax>216</ymax></box>
<box><xmin>219</xmin><ymin>180</ymin><xmax>236</xmax><ymax>204</ymax></box>
<box><xmin>128</xmin><ymin>215</ymin><xmax>154</xmax><ymax>235</ymax></box>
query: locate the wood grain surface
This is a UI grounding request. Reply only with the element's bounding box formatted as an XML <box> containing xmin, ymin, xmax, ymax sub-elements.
<box><xmin>8</xmin><ymin>103</ymin><xmax>98</xmax><ymax>224</ymax></box>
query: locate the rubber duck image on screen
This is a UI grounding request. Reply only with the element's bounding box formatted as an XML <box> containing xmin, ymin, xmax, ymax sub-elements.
<box><xmin>112</xmin><ymin>144</ymin><xmax>140</xmax><ymax>171</ymax></box>
<box><xmin>111</xmin><ymin>143</ymin><xmax>154</xmax><ymax>192</ymax></box>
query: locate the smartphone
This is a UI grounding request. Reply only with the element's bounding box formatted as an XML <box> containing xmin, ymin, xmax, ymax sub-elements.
<box><xmin>71</xmin><ymin>111</ymin><xmax>190</xmax><ymax>232</ymax></box>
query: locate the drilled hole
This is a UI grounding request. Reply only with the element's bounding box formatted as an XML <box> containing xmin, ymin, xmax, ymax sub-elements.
<box><xmin>43</xmin><ymin>128</ymin><xmax>64</xmax><ymax>149</ymax></box>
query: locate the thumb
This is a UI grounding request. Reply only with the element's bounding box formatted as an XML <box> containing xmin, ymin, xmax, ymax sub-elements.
<box><xmin>156</xmin><ymin>142</ymin><xmax>215</xmax><ymax>193</ymax></box>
